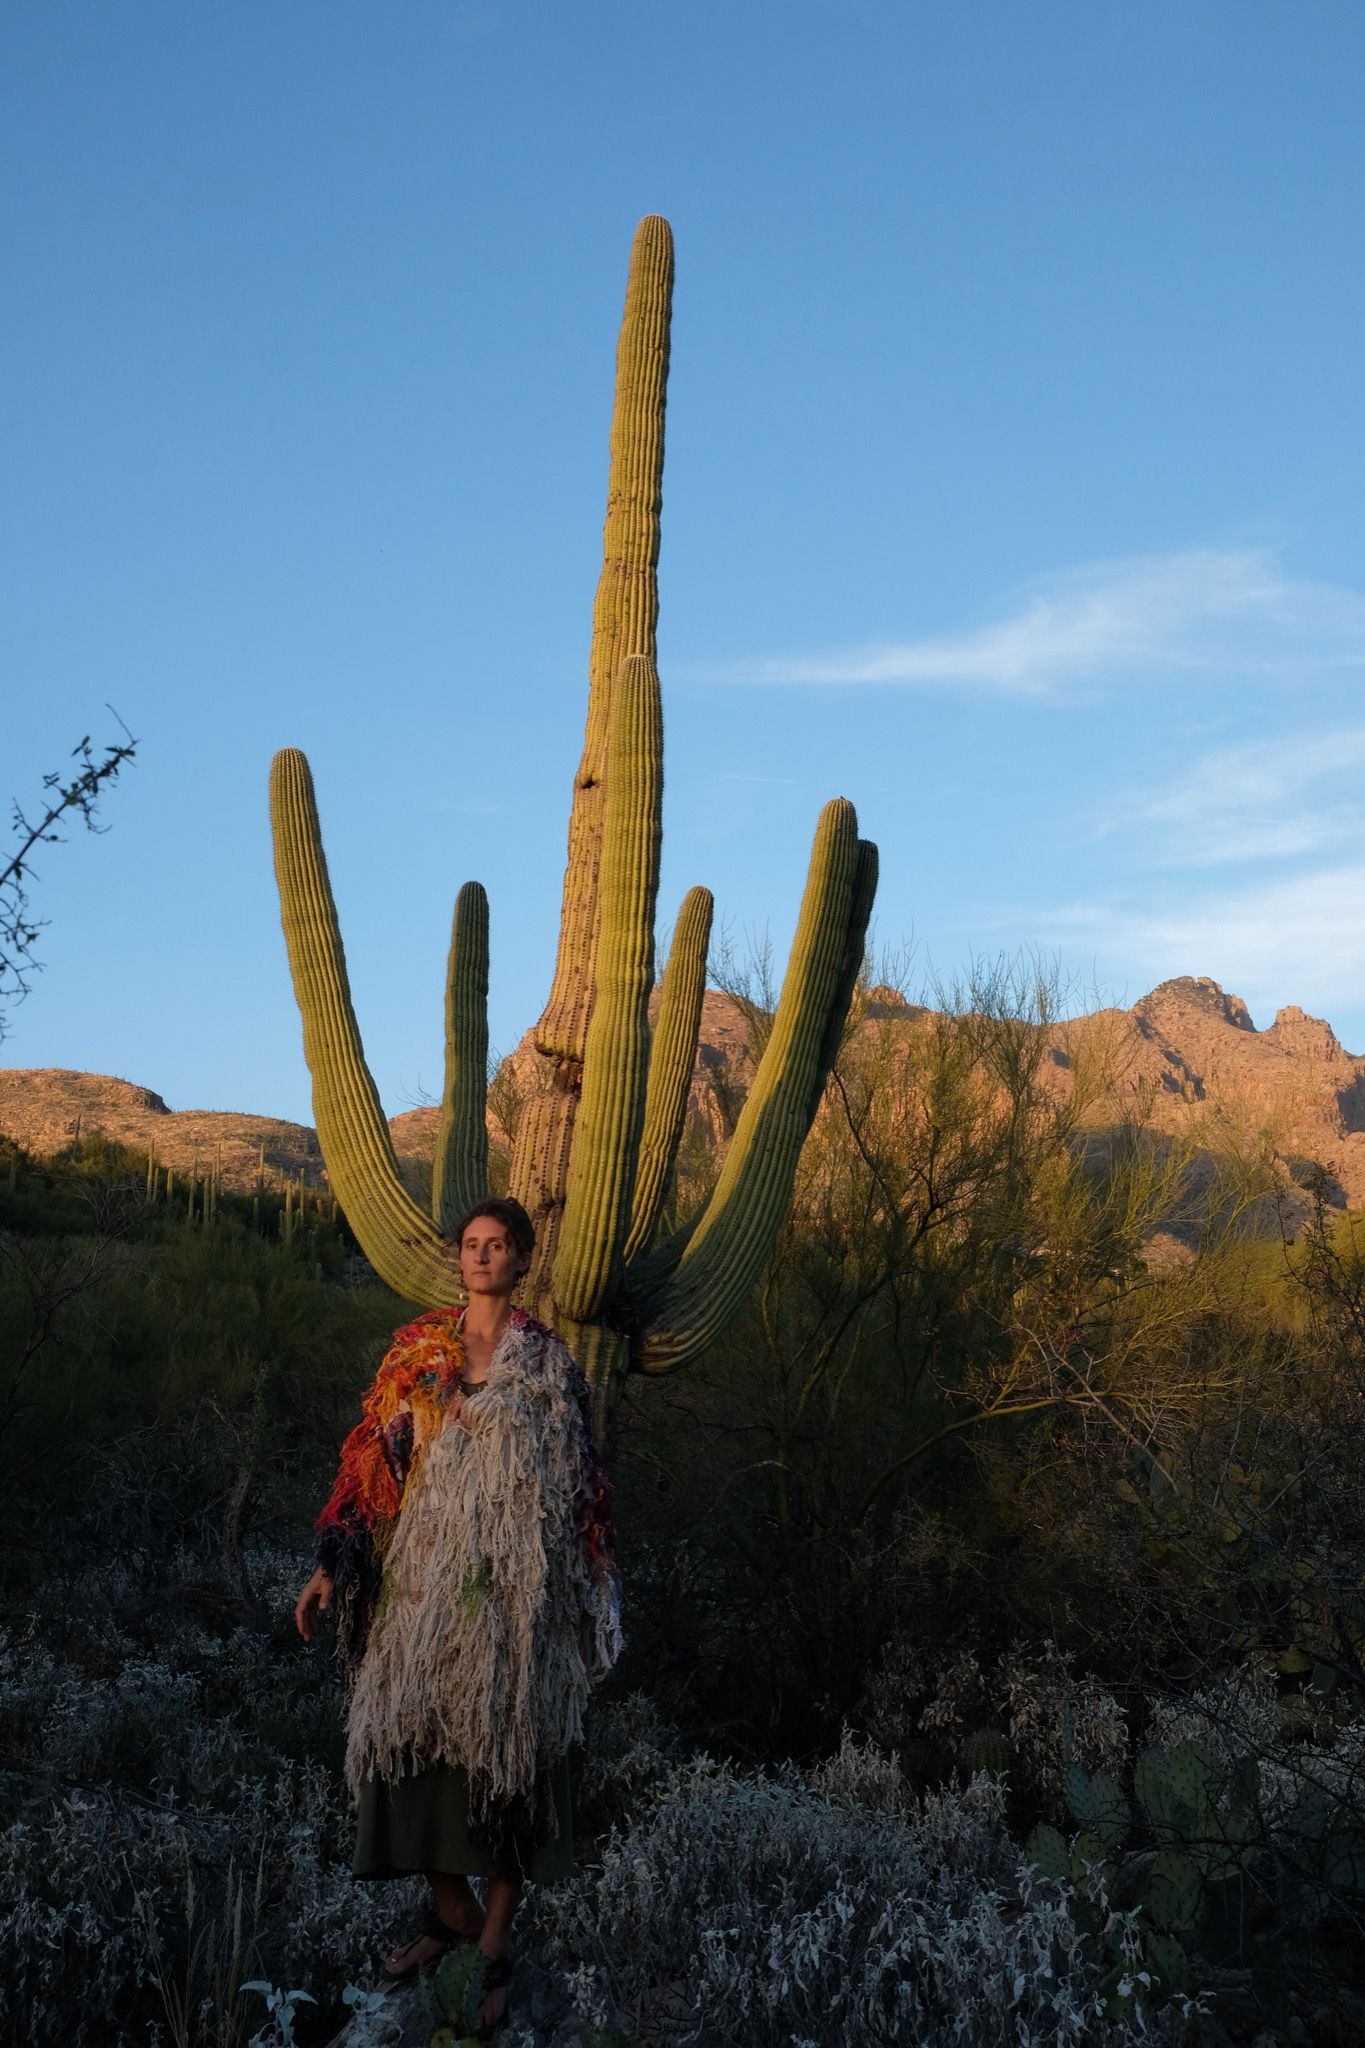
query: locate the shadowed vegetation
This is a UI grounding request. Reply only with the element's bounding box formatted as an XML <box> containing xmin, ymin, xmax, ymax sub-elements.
<box><xmin>3</xmin><ymin>978</ymin><xmax>1365</xmax><ymax>2042</ymax></box>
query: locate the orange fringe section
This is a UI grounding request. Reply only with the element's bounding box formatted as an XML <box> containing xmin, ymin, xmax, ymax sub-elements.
<box><xmin>316</xmin><ymin>1308</ymin><xmax>466</xmax><ymax>1537</ymax></box>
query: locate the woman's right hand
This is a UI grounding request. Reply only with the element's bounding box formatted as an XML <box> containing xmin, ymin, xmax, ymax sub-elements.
<box><xmin>294</xmin><ymin>1566</ymin><xmax>334</xmax><ymax>1643</ymax></box>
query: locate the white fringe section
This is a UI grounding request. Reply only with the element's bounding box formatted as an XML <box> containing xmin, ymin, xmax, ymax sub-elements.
<box><xmin>344</xmin><ymin>1322</ymin><xmax>618</xmax><ymax>1824</ymax></box>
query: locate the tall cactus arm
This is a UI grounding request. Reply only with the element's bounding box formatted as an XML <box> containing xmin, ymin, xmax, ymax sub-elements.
<box><xmin>433</xmin><ymin>880</ymin><xmax>490</xmax><ymax>1234</ymax></box>
<box><xmin>622</xmin><ymin>883</ymin><xmax>713</xmax><ymax>1266</ymax></box>
<box><xmin>639</xmin><ymin>799</ymin><xmax>874</xmax><ymax>1372</ymax></box>
<box><xmin>554</xmin><ymin>655</ymin><xmax>663</xmax><ymax>1321</ymax></box>
<box><xmin>535</xmin><ymin>215</ymin><xmax>673</xmax><ymax>1066</ymax></box>
<box><xmin>270</xmin><ymin>748</ymin><xmax>458</xmax><ymax>1307</ymax></box>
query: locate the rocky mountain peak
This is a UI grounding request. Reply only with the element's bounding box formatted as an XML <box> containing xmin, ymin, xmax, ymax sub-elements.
<box><xmin>1266</xmin><ymin>1005</ymin><xmax>1344</xmax><ymax>1063</ymax></box>
<box><xmin>1137</xmin><ymin>976</ymin><xmax>1256</xmax><ymax>1032</ymax></box>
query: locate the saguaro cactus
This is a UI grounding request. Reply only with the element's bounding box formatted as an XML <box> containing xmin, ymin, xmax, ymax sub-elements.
<box><xmin>269</xmin><ymin>216</ymin><xmax>877</xmax><ymax>1420</ymax></box>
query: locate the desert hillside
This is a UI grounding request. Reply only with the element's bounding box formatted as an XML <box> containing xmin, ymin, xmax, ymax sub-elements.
<box><xmin>2</xmin><ymin>974</ymin><xmax>1363</xmax><ymax>1207</ymax></box>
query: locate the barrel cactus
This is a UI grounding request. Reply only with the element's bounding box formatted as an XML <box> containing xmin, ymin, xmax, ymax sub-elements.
<box><xmin>960</xmin><ymin>1727</ymin><xmax>1011</xmax><ymax>1781</ymax></box>
<box><xmin>269</xmin><ymin>216</ymin><xmax>877</xmax><ymax>1425</ymax></box>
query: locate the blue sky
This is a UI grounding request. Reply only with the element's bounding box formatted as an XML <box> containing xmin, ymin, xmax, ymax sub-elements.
<box><xmin>5</xmin><ymin>1</ymin><xmax>1365</xmax><ymax>1122</ymax></box>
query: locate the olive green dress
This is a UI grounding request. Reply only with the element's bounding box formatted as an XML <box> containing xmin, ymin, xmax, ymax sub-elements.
<box><xmin>353</xmin><ymin>1752</ymin><xmax>574</xmax><ymax>1882</ymax></box>
<box><xmin>350</xmin><ymin>1372</ymin><xmax>575</xmax><ymax>1885</ymax></box>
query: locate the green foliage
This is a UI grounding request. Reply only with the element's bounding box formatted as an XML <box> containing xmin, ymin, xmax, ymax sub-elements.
<box><xmin>240</xmin><ymin>1981</ymin><xmax>316</xmax><ymax>2047</ymax></box>
<box><xmin>0</xmin><ymin>1166</ymin><xmax>403</xmax><ymax>1524</ymax></box>
<box><xmin>1034</xmin><ymin>1730</ymin><xmax>1365</xmax><ymax>2018</ymax></box>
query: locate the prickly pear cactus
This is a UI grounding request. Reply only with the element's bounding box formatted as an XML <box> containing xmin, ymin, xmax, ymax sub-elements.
<box><xmin>1064</xmin><ymin>1763</ymin><xmax>1131</xmax><ymax>1851</ymax></box>
<box><xmin>1144</xmin><ymin>1847</ymin><xmax>1204</xmax><ymax>1933</ymax></box>
<box><xmin>430</xmin><ymin>1944</ymin><xmax>484</xmax><ymax>2045</ymax></box>
<box><xmin>1024</xmin><ymin>1822</ymin><xmax>1070</xmax><ymax>1882</ymax></box>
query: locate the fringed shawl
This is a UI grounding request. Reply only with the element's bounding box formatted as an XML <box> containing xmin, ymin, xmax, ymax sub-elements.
<box><xmin>314</xmin><ymin>1306</ymin><xmax>621</xmax><ymax>1846</ymax></box>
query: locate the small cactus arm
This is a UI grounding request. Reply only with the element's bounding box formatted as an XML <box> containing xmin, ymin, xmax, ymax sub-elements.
<box><xmin>638</xmin><ymin>800</ymin><xmax>877</xmax><ymax>1373</ymax></box>
<box><xmin>269</xmin><ymin>747</ymin><xmax>457</xmax><ymax>1306</ymax></box>
<box><xmin>433</xmin><ymin>880</ymin><xmax>490</xmax><ymax>1235</ymax></box>
<box><xmin>622</xmin><ymin>882</ymin><xmax>713</xmax><ymax>1266</ymax></box>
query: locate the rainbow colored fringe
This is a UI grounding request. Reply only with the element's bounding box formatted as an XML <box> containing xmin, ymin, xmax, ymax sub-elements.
<box><xmin>314</xmin><ymin>1306</ymin><xmax>617</xmax><ymax>1667</ymax></box>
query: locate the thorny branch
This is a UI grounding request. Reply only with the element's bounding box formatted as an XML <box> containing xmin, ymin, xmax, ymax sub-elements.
<box><xmin>1</xmin><ymin>712</ymin><xmax>139</xmax><ymax>1037</ymax></box>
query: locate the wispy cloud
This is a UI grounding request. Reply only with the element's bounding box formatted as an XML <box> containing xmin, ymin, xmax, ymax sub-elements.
<box><xmin>1039</xmin><ymin>864</ymin><xmax>1365</xmax><ymax>1040</ymax></box>
<box><xmin>715</xmin><ymin>547</ymin><xmax>1365</xmax><ymax>695</ymax></box>
<box><xmin>1114</xmin><ymin>723</ymin><xmax>1365</xmax><ymax>867</ymax></box>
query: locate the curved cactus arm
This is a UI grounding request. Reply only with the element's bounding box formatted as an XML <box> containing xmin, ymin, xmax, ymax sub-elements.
<box><xmin>535</xmin><ymin>214</ymin><xmax>673</xmax><ymax>1066</ymax></box>
<box><xmin>554</xmin><ymin>655</ymin><xmax>662</xmax><ymax>1322</ymax></box>
<box><xmin>270</xmin><ymin>748</ymin><xmax>458</xmax><ymax>1307</ymax></box>
<box><xmin>639</xmin><ymin>799</ymin><xmax>874</xmax><ymax>1372</ymax></box>
<box><xmin>808</xmin><ymin>838</ymin><xmax>879</xmax><ymax>1120</ymax></box>
<box><xmin>433</xmin><ymin>880</ymin><xmax>490</xmax><ymax>1234</ymax></box>
<box><xmin>622</xmin><ymin>883</ymin><xmax>713</xmax><ymax>1266</ymax></box>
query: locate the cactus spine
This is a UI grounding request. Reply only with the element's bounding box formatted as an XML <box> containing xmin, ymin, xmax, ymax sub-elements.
<box><xmin>269</xmin><ymin>217</ymin><xmax>876</xmax><ymax>1416</ymax></box>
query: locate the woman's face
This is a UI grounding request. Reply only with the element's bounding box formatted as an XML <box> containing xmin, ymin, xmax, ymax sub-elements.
<box><xmin>459</xmin><ymin>1215</ymin><xmax>528</xmax><ymax>1298</ymax></box>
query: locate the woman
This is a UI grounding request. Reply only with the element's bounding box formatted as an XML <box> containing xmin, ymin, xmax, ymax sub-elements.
<box><xmin>294</xmin><ymin>1197</ymin><xmax>621</xmax><ymax>2039</ymax></box>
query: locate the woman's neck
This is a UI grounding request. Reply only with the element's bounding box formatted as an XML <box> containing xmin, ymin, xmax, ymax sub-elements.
<box><xmin>461</xmin><ymin>1297</ymin><xmax>513</xmax><ymax>1344</ymax></box>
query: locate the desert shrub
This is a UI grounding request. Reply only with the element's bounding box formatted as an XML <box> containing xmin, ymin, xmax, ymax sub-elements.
<box><xmin>529</xmin><ymin>1728</ymin><xmax>1203</xmax><ymax>2046</ymax></box>
<box><xmin>0</xmin><ymin>1536</ymin><xmax>417</xmax><ymax>2048</ymax></box>
<box><xmin>862</xmin><ymin>1635</ymin><xmax>1129</xmax><ymax>1807</ymax></box>
<box><xmin>0</xmin><ymin>1203</ymin><xmax>404</xmax><ymax>1537</ymax></box>
<box><xmin>867</xmin><ymin>1640</ymin><xmax>1365</xmax><ymax>2037</ymax></box>
<box><xmin>608</xmin><ymin>963</ymin><xmax>1293</xmax><ymax>1753</ymax></box>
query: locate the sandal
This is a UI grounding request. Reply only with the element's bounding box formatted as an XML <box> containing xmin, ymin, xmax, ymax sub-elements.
<box><xmin>472</xmin><ymin>1952</ymin><xmax>512</xmax><ymax>2042</ymax></box>
<box><xmin>380</xmin><ymin>1906</ymin><xmax>478</xmax><ymax>1983</ymax></box>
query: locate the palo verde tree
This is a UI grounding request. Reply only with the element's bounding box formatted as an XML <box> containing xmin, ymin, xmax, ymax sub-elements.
<box><xmin>269</xmin><ymin>217</ymin><xmax>876</xmax><ymax>1424</ymax></box>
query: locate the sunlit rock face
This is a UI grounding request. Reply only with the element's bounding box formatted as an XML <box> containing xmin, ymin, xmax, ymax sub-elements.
<box><xmin>8</xmin><ymin>970</ymin><xmax>1365</xmax><ymax>1225</ymax></box>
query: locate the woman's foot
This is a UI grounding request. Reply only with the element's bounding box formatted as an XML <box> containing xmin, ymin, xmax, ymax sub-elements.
<box><xmin>381</xmin><ymin>1904</ymin><xmax>484</xmax><ymax>1981</ymax></box>
<box><xmin>473</xmin><ymin>1951</ymin><xmax>512</xmax><ymax>2039</ymax></box>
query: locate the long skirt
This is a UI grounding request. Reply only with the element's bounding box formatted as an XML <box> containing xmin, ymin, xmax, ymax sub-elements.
<box><xmin>353</xmin><ymin>1752</ymin><xmax>574</xmax><ymax>1883</ymax></box>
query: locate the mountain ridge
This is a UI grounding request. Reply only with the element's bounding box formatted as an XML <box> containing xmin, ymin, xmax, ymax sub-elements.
<box><xmin>4</xmin><ymin>976</ymin><xmax>1364</xmax><ymax>1211</ymax></box>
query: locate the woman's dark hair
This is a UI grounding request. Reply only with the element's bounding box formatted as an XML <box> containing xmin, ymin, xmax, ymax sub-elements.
<box><xmin>452</xmin><ymin>1196</ymin><xmax>535</xmax><ymax>1268</ymax></box>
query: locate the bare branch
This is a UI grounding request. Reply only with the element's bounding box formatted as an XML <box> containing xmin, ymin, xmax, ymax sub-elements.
<box><xmin>0</xmin><ymin>709</ymin><xmax>138</xmax><ymax>1035</ymax></box>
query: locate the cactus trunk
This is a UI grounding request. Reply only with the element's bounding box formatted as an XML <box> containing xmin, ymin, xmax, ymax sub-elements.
<box><xmin>510</xmin><ymin>216</ymin><xmax>673</xmax><ymax>1302</ymax></box>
